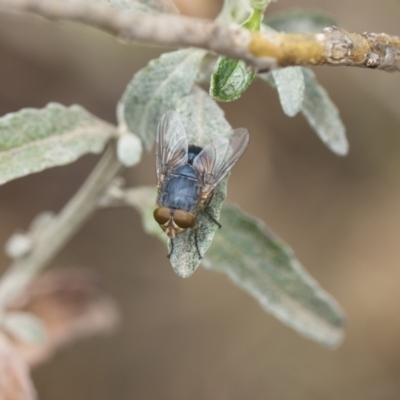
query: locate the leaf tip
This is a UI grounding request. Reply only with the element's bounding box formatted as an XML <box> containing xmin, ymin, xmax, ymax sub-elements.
<box><xmin>330</xmin><ymin>135</ymin><xmax>349</xmax><ymax>156</ymax></box>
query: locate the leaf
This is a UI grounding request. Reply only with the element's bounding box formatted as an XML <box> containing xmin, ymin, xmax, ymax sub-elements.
<box><xmin>210</xmin><ymin>58</ymin><xmax>256</xmax><ymax>102</ymax></box>
<box><xmin>175</xmin><ymin>86</ymin><xmax>232</xmax><ymax>146</ymax></box>
<box><xmin>81</xmin><ymin>0</ymin><xmax>178</xmax><ymax>14</ymax></box>
<box><xmin>210</xmin><ymin>7</ymin><xmax>263</xmax><ymax>102</ymax></box>
<box><xmin>2</xmin><ymin>313</ymin><xmax>46</xmax><ymax>344</ymax></box>
<box><xmin>264</xmin><ymin>8</ymin><xmax>338</xmax><ymax>33</ymax></box>
<box><xmin>124</xmin><ymin>186</ymin><xmax>162</xmax><ymax>237</ymax></box>
<box><xmin>116</xmin><ymin>133</ymin><xmax>143</xmax><ymax>167</ymax></box>
<box><xmin>118</xmin><ymin>49</ymin><xmax>206</xmax><ymax>150</ymax></box>
<box><xmin>259</xmin><ymin>68</ymin><xmax>348</xmax><ymax>155</ymax></box>
<box><xmin>300</xmin><ymin>68</ymin><xmax>348</xmax><ymax>155</ymax></box>
<box><xmin>271</xmin><ymin>67</ymin><xmax>305</xmax><ymax>117</ymax></box>
<box><xmin>0</xmin><ymin>334</ymin><xmax>36</xmax><ymax>400</ymax></box>
<box><xmin>126</xmin><ymin>186</ymin><xmax>345</xmax><ymax>346</ymax></box>
<box><xmin>8</xmin><ymin>270</ymin><xmax>120</xmax><ymax>367</ymax></box>
<box><xmin>217</xmin><ymin>0</ymin><xmax>252</xmax><ymax>24</ymax></box>
<box><xmin>203</xmin><ymin>203</ymin><xmax>344</xmax><ymax>347</ymax></box>
<box><xmin>0</xmin><ymin>103</ymin><xmax>114</xmax><ymax>185</ymax></box>
<box><xmin>250</xmin><ymin>0</ymin><xmax>274</xmax><ymax>10</ymax></box>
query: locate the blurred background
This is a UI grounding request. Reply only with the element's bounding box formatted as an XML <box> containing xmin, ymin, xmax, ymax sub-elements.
<box><xmin>1</xmin><ymin>0</ymin><xmax>400</xmax><ymax>399</ymax></box>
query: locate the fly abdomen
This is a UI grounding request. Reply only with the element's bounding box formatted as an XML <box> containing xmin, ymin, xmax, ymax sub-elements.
<box><xmin>159</xmin><ymin>164</ymin><xmax>200</xmax><ymax>212</ymax></box>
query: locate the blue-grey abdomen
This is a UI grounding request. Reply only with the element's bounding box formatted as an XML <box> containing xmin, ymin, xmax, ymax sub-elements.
<box><xmin>159</xmin><ymin>165</ymin><xmax>200</xmax><ymax>212</ymax></box>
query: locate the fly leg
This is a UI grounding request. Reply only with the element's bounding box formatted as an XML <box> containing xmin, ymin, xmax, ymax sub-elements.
<box><xmin>203</xmin><ymin>193</ymin><xmax>222</xmax><ymax>229</ymax></box>
<box><xmin>204</xmin><ymin>208</ymin><xmax>222</xmax><ymax>229</ymax></box>
<box><xmin>194</xmin><ymin>222</ymin><xmax>203</xmax><ymax>259</ymax></box>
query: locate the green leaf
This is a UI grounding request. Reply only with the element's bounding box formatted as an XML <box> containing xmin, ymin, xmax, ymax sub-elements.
<box><xmin>301</xmin><ymin>68</ymin><xmax>348</xmax><ymax>155</ymax></box>
<box><xmin>0</xmin><ymin>103</ymin><xmax>114</xmax><ymax>185</ymax></box>
<box><xmin>210</xmin><ymin>58</ymin><xmax>256</xmax><ymax>102</ymax></box>
<box><xmin>271</xmin><ymin>67</ymin><xmax>305</xmax><ymax>117</ymax></box>
<box><xmin>210</xmin><ymin>7</ymin><xmax>264</xmax><ymax>102</ymax></box>
<box><xmin>118</xmin><ymin>49</ymin><xmax>206</xmax><ymax>150</ymax></box>
<box><xmin>264</xmin><ymin>8</ymin><xmax>338</xmax><ymax>33</ymax></box>
<box><xmin>127</xmin><ymin>186</ymin><xmax>344</xmax><ymax>346</ymax></box>
<box><xmin>2</xmin><ymin>312</ymin><xmax>47</xmax><ymax>344</ymax></box>
<box><xmin>204</xmin><ymin>203</ymin><xmax>344</xmax><ymax>347</ymax></box>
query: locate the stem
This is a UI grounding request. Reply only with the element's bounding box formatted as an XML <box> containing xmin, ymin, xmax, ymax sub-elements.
<box><xmin>0</xmin><ymin>143</ymin><xmax>123</xmax><ymax>312</ymax></box>
<box><xmin>1</xmin><ymin>0</ymin><xmax>400</xmax><ymax>71</ymax></box>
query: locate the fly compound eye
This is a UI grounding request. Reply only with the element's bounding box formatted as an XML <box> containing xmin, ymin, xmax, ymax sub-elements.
<box><xmin>153</xmin><ymin>207</ymin><xmax>171</xmax><ymax>225</ymax></box>
<box><xmin>173</xmin><ymin>210</ymin><xmax>195</xmax><ymax>229</ymax></box>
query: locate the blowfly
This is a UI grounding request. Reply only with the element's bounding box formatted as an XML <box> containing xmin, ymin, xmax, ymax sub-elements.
<box><xmin>153</xmin><ymin>111</ymin><xmax>249</xmax><ymax>258</ymax></box>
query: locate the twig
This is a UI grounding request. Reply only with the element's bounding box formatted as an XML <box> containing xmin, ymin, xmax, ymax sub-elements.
<box><xmin>0</xmin><ymin>0</ymin><xmax>400</xmax><ymax>71</ymax></box>
<box><xmin>0</xmin><ymin>144</ymin><xmax>123</xmax><ymax>313</ymax></box>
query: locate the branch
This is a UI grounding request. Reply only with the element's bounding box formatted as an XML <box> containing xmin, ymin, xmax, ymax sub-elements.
<box><xmin>0</xmin><ymin>144</ymin><xmax>123</xmax><ymax>313</ymax></box>
<box><xmin>0</xmin><ymin>0</ymin><xmax>400</xmax><ymax>71</ymax></box>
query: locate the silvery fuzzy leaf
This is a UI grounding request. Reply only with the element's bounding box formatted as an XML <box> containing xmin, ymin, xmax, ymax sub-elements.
<box><xmin>118</xmin><ymin>49</ymin><xmax>206</xmax><ymax>150</ymax></box>
<box><xmin>127</xmin><ymin>186</ymin><xmax>345</xmax><ymax>346</ymax></box>
<box><xmin>301</xmin><ymin>68</ymin><xmax>348</xmax><ymax>155</ymax></box>
<box><xmin>0</xmin><ymin>103</ymin><xmax>114</xmax><ymax>185</ymax></box>
<box><xmin>271</xmin><ymin>67</ymin><xmax>305</xmax><ymax>117</ymax></box>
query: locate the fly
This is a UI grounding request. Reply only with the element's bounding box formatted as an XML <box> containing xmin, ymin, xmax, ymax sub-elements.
<box><xmin>153</xmin><ymin>111</ymin><xmax>249</xmax><ymax>259</ymax></box>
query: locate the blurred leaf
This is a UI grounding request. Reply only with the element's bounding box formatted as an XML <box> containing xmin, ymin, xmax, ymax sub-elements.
<box><xmin>123</xmin><ymin>186</ymin><xmax>161</xmax><ymax>237</ymax></box>
<box><xmin>28</xmin><ymin>212</ymin><xmax>55</xmax><ymax>236</ymax></box>
<box><xmin>204</xmin><ymin>203</ymin><xmax>344</xmax><ymax>347</ymax></box>
<box><xmin>126</xmin><ymin>186</ymin><xmax>345</xmax><ymax>346</ymax></box>
<box><xmin>0</xmin><ymin>103</ymin><xmax>114</xmax><ymax>185</ymax></box>
<box><xmin>81</xmin><ymin>0</ymin><xmax>178</xmax><ymax>14</ymax></box>
<box><xmin>2</xmin><ymin>313</ymin><xmax>46</xmax><ymax>344</ymax></box>
<box><xmin>271</xmin><ymin>67</ymin><xmax>305</xmax><ymax>117</ymax></box>
<box><xmin>118</xmin><ymin>49</ymin><xmax>206</xmax><ymax>150</ymax></box>
<box><xmin>265</xmin><ymin>8</ymin><xmax>338</xmax><ymax>33</ymax></box>
<box><xmin>250</xmin><ymin>0</ymin><xmax>274</xmax><ymax>10</ymax></box>
<box><xmin>210</xmin><ymin>7</ymin><xmax>264</xmax><ymax>102</ymax></box>
<box><xmin>301</xmin><ymin>68</ymin><xmax>348</xmax><ymax>155</ymax></box>
<box><xmin>9</xmin><ymin>270</ymin><xmax>120</xmax><ymax>368</ymax></box>
<box><xmin>217</xmin><ymin>0</ymin><xmax>252</xmax><ymax>23</ymax></box>
<box><xmin>116</xmin><ymin>133</ymin><xmax>143</xmax><ymax>167</ymax></box>
<box><xmin>0</xmin><ymin>334</ymin><xmax>36</xmax><ymax>400</ymax></box>
<box><xmin>4</xmin><ymin>234</ymin><xmax>33</xmax><ymax>259</ymax></box>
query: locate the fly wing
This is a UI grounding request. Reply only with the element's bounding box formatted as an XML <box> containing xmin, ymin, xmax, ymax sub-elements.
<box><xmin>192</xmin><ymin>128</ymin><xmax>249</xmax><ymax>199</ymax></box>
<box><xmin>156</xmin><ymin>111</ymin><xmax>188</xmax><ymax>189</ymax></box>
